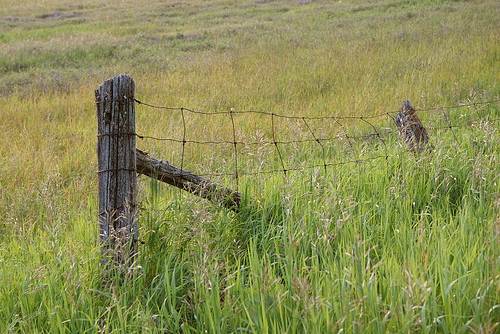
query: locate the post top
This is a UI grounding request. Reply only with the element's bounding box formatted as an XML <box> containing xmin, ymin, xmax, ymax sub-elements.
<box><xmin>98</xmin><ymin>74</ymin><xmax>135</xmax><ymax>89</ymax></box>
<box><xmin>401</xmin><ymin>100</ymin><xmax>415</xmax><ymax>114</ymax></box>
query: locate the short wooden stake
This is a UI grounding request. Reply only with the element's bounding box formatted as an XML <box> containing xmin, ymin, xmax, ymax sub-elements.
<box><xmin>395</xmin><ymin>100</ymin><xmax>430</xmax><ymax>152</ymax></box>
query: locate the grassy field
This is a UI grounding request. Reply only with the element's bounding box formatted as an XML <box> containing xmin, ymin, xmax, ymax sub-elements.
<box><xmin>0</xmin><ymin>0</ymin><xmax>499</xmax><ymax>333</ymax></box>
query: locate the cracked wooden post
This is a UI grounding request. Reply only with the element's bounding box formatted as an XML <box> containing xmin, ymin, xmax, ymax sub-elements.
<box><xmin>395</xmin><ymin>100</ymin><xmax>430</xmax><ymax>152</ymax></box>
<box><xmin>96</xmin><ymin>74</ymin><xmax>138</xmax><ymax>272</ymax></box>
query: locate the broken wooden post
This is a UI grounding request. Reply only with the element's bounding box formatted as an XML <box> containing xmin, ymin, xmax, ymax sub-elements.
<box><xmin>395</xmin><ymin>100</ymin><xmax>429</xmax><ymax>152</ymax></box>
<box><xmin>96</xmin><ymin>74</ymin><xmax>138</xmax><ymax>270</ymax></box>
<box><xmin>136</xmin><ymin>149</ymin><xmax>241</xmax><ymax>211</ymax></box>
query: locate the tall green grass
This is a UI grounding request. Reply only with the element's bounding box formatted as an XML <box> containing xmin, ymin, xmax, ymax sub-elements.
<box><xmin>0</xmin><ymin>0</ymin><xmax>499</xmax><ymax>332</ymax></box>
<box><xmin>1</xmin><ymin>111</ymin><xmax>498</xmax><ymax>332</ymax></box>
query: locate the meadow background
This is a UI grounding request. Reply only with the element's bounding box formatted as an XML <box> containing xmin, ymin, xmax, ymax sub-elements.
<box><xmin>0</xmin><ymin>0</ymin><xmax>499</xmax><ymax>333</ymax></box>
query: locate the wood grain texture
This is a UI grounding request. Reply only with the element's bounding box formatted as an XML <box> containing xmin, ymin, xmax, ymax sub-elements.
<box><xmin>96</xmin><ymin>74</ymin><xmax>137</xmax><ymax>268</ymax></box>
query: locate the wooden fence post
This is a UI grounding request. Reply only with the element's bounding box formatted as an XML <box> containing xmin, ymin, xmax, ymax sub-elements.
<box><xmin>95</xmin><ymin>74</ymin><xmax>138</xmax><ymax>271</ymax></box>
<box><xmin>395</xmin><ymin>100</ymin><xmax>430</xmax><ymax>152</ymax></box>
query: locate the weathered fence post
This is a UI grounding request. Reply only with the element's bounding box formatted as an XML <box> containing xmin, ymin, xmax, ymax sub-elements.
<box><xmin>395</xmin><ymin>100</ymin><xmax>430</xmax><ymax>152</ymax></box>
<box><xmin>95</xmin><ymin>74</ymin><xmax>138</xmax><ymax>271</ymax></box>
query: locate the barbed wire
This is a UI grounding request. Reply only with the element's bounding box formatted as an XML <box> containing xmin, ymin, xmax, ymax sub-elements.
<box><xmin>98</xmin><ymin>96</ymin><xmax>499</xmax><ymax>192</ymax></box>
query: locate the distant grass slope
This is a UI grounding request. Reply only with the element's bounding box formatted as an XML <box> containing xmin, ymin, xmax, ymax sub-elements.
<box><xmin>0</xmin><ymin>0</ymin><xmax>499</xmax><ymax>333</ymax></box>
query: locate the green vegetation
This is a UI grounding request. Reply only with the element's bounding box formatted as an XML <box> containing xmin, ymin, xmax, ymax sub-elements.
<box><xmin>0</xmin><ymin>0</ymin><xmax>498</xmax><ymax>332</ymax></box>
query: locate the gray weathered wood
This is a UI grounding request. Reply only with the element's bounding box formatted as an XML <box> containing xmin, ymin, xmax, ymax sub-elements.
<box><xmin>96</xmin><ymin>74</ymin><xmax>138</xmax><ymax>269</ymax></box>
<box><xmin>395</xmin><ymin>100</ymin><xmax>430</xmax><ymax>152</ymax></box>
<box><xmin>136</xmin><ymin>149</ymin><xmax>241</xmax><ymax>211</ymax></box>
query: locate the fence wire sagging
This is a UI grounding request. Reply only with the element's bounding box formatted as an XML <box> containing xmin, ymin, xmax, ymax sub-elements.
<box><xmin>130</xmin><ymin>97</ymin><xmax>499</xmax><ymax>191</ymax></box>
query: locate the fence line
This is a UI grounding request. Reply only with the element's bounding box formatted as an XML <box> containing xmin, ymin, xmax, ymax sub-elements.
<box><xmin>130</xmin><ymin>96</ymin><xmax>498</xmax><ymax>189</ymax></box>
<box><xmin>103</xmin><ymin>88</ymin><xmax>499</xmax><ymax>179</ymax></box>
<box><xmin>95</xmin><ymin>74</ymin><xmax>498</xmax><ymax>273</ymax></box>
<box><xmin>108</xmin><ymin>97</ymin><xmax>500</xmax><ymax>178</ymax></box>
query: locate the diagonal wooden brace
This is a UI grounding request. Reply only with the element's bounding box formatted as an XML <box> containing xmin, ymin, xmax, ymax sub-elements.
<box><xmin>136</xmin><ymin>149</ymin><xmax>241</xmax><ymax>211</ymax></box>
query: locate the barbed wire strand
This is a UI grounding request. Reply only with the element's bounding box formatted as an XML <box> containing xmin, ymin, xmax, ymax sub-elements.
<box><xmin>106</xmin><ymin>117</ymin><xmax>496</xmax><ymax>145</ymax></box>
<box><xmin>135</xmin><ymin>132</ymin><xmax>387</xmax><ymax>145</ymax></box>
<box><xmin>132</xmin><ymin>117</ymin><xmax>497</xmax><ymax>148</ymax></box>
<box><xmin>125</xmin><ymin>97</ymin><xmax>499</xmax><ymax>180</ymax></box>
